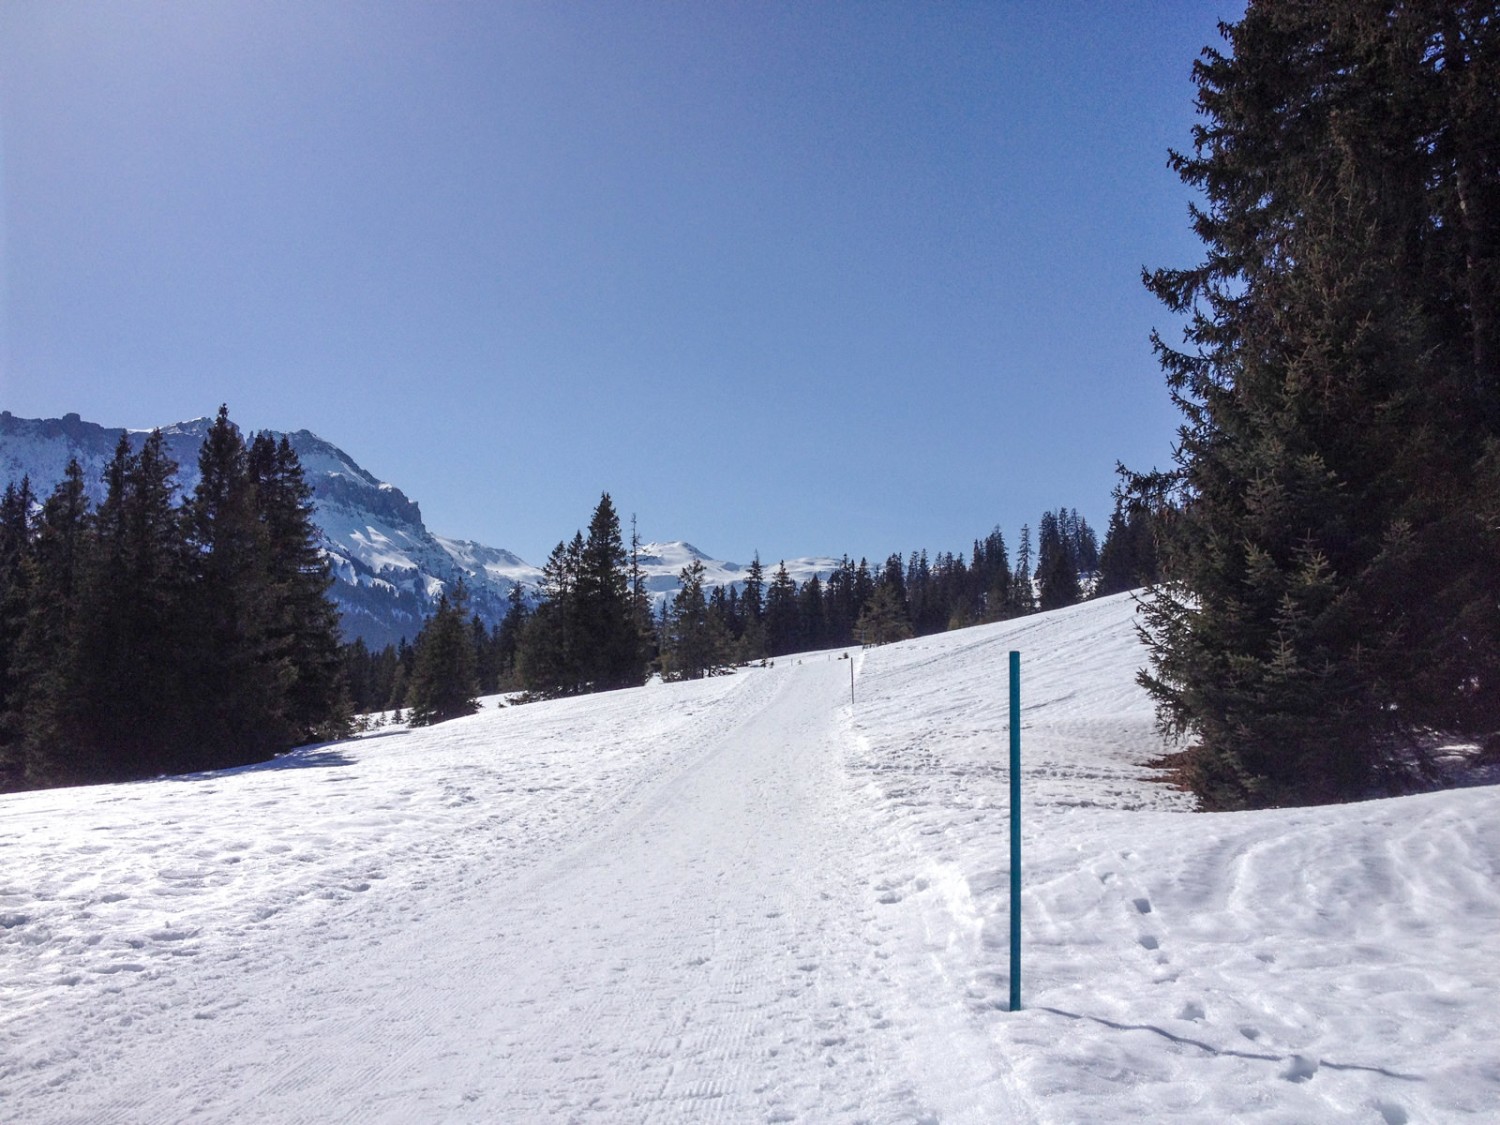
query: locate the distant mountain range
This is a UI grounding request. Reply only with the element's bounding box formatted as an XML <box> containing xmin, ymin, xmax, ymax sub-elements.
<box><xmin>0</xmin><ymin>411</ymin><xmax>839</xmax><ymax>648</ymax></box>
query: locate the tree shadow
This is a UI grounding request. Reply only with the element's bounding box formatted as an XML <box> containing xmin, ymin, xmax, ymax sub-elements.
<box><xmin>1036</xmin><ymin>1007</ymin><xmax>1423</xmax><ymax>1083</ymax></box>
<box><xmin>168</xmin><ymin>739</ymin><xmax>391</xmax><ymax>781</ymax></box>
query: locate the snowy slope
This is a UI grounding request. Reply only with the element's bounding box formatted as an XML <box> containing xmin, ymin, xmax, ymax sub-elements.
<box><xmin>2</xmin><ymin>594</ymin><xmax>1496</xmax><ymax>1122</ymax></box>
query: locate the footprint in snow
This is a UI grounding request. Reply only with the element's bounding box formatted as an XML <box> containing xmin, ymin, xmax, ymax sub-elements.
<box><xmin>1177</xmin><ymin>1000</ymin><xmax>1205</xmax><ymax>1022</ymax></box>
<box><xmin>1281</xmin><ymin>1055</ymin><xmax>1319</xmax><ymax>1083</ymax></box>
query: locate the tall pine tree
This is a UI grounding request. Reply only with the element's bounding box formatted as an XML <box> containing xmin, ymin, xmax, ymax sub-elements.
<box><xmin>1136</xmin><ymin>1</ymin><xmax>1500</xmax><ymax>808</ymax></box>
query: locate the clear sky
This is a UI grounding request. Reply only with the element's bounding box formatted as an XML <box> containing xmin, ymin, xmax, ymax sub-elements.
<box><xmin>0</xmin><ymin>1</ymin><xmax>1243</xmax><ymax>567</ymax></box>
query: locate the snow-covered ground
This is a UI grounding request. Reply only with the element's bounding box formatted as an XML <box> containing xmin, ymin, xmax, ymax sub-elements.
<box><xmin>2</xmin><ymin>593</ymin><xmax>1496</xmax><ymax>1122</ymax></box>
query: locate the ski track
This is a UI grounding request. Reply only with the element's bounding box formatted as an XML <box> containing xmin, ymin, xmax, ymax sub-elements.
<box><xmin>1</xmin><ymin>657</ymin><xmax>1026</xmax><ymax>1123</ymax></box>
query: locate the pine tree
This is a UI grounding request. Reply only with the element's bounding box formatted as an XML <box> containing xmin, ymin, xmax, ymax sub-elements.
<box><xmin>1011</xmin><ymin>526</ymin><xmax>1035</xmax><ymax>614</ymax></box>
<box><xmin>0</xmin><ymin>478</ymin><xmax>35</xmax><ymax>787</ymax></box>
<box><xmin>797</xmin><ymin>574</ymin><xmax>827</xmax><ymax>649</ymax></box>
<box><xmin>249</xmin><ymin>433</ymin><xmax>346</xmax><ymax>742</ymax></box>
<box><xmin>576</xmin><ymin>493</ymin><xmax>643</xmax><ymax>690</ymax></box>
<box><xmin>495</xmin><ymin>582</ymin><xmax>529</xmax><ymax>687</ymax></box>
<box><xmin>737</xmin><ymin>552</ymin><xmax>767</xmax><ymax>660</ymax></box>
<box><xmin>977</xmin><ymin>528</ymin><xmax>1013</xmax><ymax>620</ymax></box>
<box><xmin>518</xmin><ymin>534</ymin><xmax>583</xmax><ymax>696</ymax></box>
<box><xmin>1136</xmin><ymin>1</ymin><xmax>1500</xmax><ymax>808</ymax></box>
<box><xmin>662</xmin><ymin>559</ymin><xmax>724</xmax><ymax>679</ymax></box>
<box><xmin>186</xmin><ymin>407</ymin><xmax>281</xmax><ymax>767</ymax></box>
<box><xmin>1095</xmin><ymin>494</ymin><xmax>1161</xmax><ymax>597</ymax></box>
<box><xmin>628</xmin><ymin>516</ymin><xmax>656</xmax><ymax>674</ymax></box>
<box><xmin>407</xmin><ymin>584</ymin><xmax>480</xmax><ymax>725</ymax></box>
<box><xmin>55</xmin><ymin>432</ymin><xmax>194</xmax><ymax>780</ymax></box>
<box><xmin>855</xmin><ymin>583</ymin><xmax>913</xmax><ymax>646</ymax></box>
<box><xmin>763</xmin><ymin>562</ymin><xmax>800</xmax><ymax>657</ymax></box>
<box><xmin>12</xmin><ymin>465</ymin><xmax>89</xmax><ymax>786</ymax></box>
<box><xmin>821</xmin><ymin>557</ymin><xmax>858</xmax><ymax>647</ymax></box>
<box><xmin>1036</xmin><ymin>510</ymin><xmax>1082</xmax><ymax>610</ymax></box>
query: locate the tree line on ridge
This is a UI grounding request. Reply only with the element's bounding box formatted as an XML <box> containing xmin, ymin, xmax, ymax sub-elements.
<box><xmin>343</xmin><ymin>493</ymin><xmax>1160</xmax><ymax>712</ymax></box>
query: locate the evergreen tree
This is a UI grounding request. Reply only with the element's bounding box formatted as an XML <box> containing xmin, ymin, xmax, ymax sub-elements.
<box><xmin>797</xmin><ymin>574</ymin><xmax>827</xmax><ymax>649</ymax></box>
<box><xmin>628</xmin><ymin>516</ymin><xmax>656</xmax><ymax>674</ymax></box>
<box><xmin>58</xmin><ymin>432</ymin><xmax>194</xmax><ymax>780</ymax></box>
<box><xmin>518</xmin><ymin>534</ymin><xmax>584</xmax><ymax>696</ymax></box>
<box><xmin>1135</xmin><ymin>1</ymin><xmax>1500</xmax><ymax>808</ymax></box>
<box><xmin>186</xmin><ymin>407</ymin><xmax>281</xmax><ymax>767</ymax></box>
<box><xmin>1095</xmin><ymin>494</ymin><xmax>1161</xmax><ymax>597</ymax></box>
<box><xmin>763</xmin><ymin>562</ymin><xmax>800</xmax><ymax>657</ymax></box>
<box><xmin>10</xmin><ymin>465</ymin><xmax>89</xmax><ymax>786</ymax></box>
<box><xmin>249</xmin><ymin>433</ymin><xmax>346</xmax><ymax>742</ymax></box>
<box><xmin>0</xmin><ymin>478</ymin><xmax>35</xmax><ymax>787</ymax></box>
<box><xmin>821</xmin><ymin>557</ymin><xmax>858</xmax><ymax>647</ymax></box>
<box><xmin>407</xmin><ymin>584</ymin><xmax>480</xmax><ymax>725</ymax></box>
<box><xmin>1036</xmin><ymin>509</ymin><xmax>1083</xmax><ymax>610</ymax></box>
<box><xmin>737</xmin><ymin>552</ymin><xmax>767</xmax><ymax>659</ymax></box>
<box><xmin>471</xmin><ymin>614</ymin><xmax>500</xmax><ymax>695</ymax></box>
<box><xmin>976</xmin><ymin>527</ymin><xmax>1013</xmax><ymax>620</ymax></box>
<box><xmin>855</xmin><ymin>583</ymin><xmax>913</xmax><ymax>646</ymax></box>
<box><xmin>495</xmin><ymin>582</ymin><xmax>529</xmax><ymax>687</ymax></box>
<box><xmin>661</xmin><ymin>559</ymin><xmax>725</xmax><ymax>679</ymax></box>
<box><xmin>576</xmin><ymin>493</ymin><xmax>644</xmax><ymax>690</ymax></box>
<box><xmin>1011</xmin><ymin>526</ymin><xmax>1035</xmax><ymax>614</ymax></box>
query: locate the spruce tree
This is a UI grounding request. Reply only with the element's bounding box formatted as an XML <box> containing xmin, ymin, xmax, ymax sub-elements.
<box><xmin>12</xmin><ymin>465</ymin><xmax>89</xmax><ymax>786</ymax></box>
<box><xmin>249</xmin><ymin>433</ymin><xmax>346</xmax><ymax>742</ymax></box>
<box><xmin>821</xmin><ymin>557</ymin><xmax>858</xmax><ymax>647</ymax></box>
<box><xmin>0</xmin><ymin>478</ymin><xmax>35</xmax><ymax>787</ymax></box>
<box><xmin>518</xmin><ymin>534</ymin><xmax>583</xmax><ymax>696</ymax></box>
<box><xmin>628</xmin><ymin>516</ymin><xmax>656</xmax><ymax>674</ymax></box>
<box><xmin>1036</xmin><ymin>510</ymin><xmax>1082</xmax><ymax>610</ymax></box>
<box><xmin>186</xmin><ymin>407</ymin><xmax>280</xmax><ymax>767</ymax></box>
<box><xmin>763</xmin><ymin>562</ymin><xmax>800</xmax><ymax>657</ymax></box>
<box><xmin>855</xmin><ymin>583</ymin><xmax>913</xmax><ymax>646</ymax></box>
<box><xmin>59</xmin><ymin>432</ymin><xmax>194</xmax><ymax>780</ymax></box>
<box><xmin>495</xmin><ymin>582</ymin><xmax>528</xmax><ymax>687</ymax></box>
<box><xmin>576</xmin><ymin>493</ymin><xmax>643</xmax><ymax>690</ymax></box>
<box><xmin>407</xmin><ymin>585</ymin><xmax>480</xmax><ymax>725</ymax></box>
<box><xmin>1136</xmin><ymin>1</ymin><xmax>1500</xmax><ymax>808</ymax></box>
<box><xmin>662</xmin><ymin>559</ymin><xmax>723</xmax><ymax>679</ymax></box>
<box><xmin>737</xmin><ymin>552</ymin><xmax>767</xmax><ymax>660</ymax></box>
<box><xmin>1011</xmin><ymin>526</ymin><xmax>1035</xmax><ymax>614</ymax></box>
<box><xmin>1095</xmin><ymin>495</ymin><xmax>1161</xmax><ymax>597</ymax></box>
<box><xmin>797</xmin><ymin>574</ymin><xmax>827</xmax><ymax>649</ymax></box>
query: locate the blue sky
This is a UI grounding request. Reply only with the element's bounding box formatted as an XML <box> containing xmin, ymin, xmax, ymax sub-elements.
<box><xmin>0</xmin><ymin>1</ymin><xmax>1243</xmax><ymax>566</ymax></box>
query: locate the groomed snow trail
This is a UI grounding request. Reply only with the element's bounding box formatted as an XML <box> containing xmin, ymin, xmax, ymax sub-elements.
<box><xmin>2</xmin><ymin>657</ymin><xmax>1024</xmax><ymax>1124</ymax></box>
<box><xmin>429</xmin><ymin>657</ymin><xmax>1021</xmax><ymax>1124</ymax></box>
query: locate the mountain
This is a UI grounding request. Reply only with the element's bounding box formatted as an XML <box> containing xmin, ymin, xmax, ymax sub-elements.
<box><xmin>0</xmin><ymin>411</ymin><xmax>537</xmax><ymax>648</ymax></box>
<box><xmin>630</xmin><ymin>541</ymin><xmax>842</xmax><ymax>601</ymax></box>
<box><xmin>0</xmin><ymin>412</ymin><xmax>842</xmax><ymax>648</ymax></box>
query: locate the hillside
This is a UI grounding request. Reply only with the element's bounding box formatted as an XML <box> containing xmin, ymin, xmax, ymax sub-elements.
<box><xmin>1</xmin><ymin>593</ymin><xmax>1495</xmax><ymax>1121</ymax></box>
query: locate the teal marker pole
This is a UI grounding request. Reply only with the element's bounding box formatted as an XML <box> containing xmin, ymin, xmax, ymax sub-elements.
<box><xmin>1009</xmin><ymin>650</ymin><xmax>1021</xmax><ymax>1012</ymax></box>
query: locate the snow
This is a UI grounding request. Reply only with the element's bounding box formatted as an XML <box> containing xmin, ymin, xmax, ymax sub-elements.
<box><xmin>2</xmin><ymin>592</ymin><xmax>1496</xmax><ymax>1122</ymax></box>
